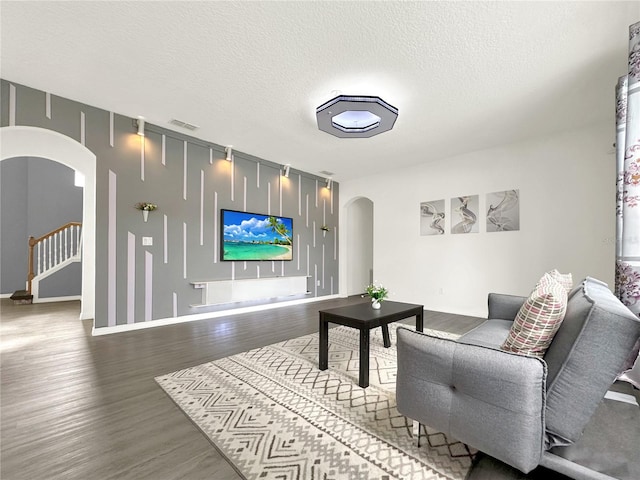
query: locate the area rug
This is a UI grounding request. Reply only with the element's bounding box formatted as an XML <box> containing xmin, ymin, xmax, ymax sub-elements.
<box><xmin>155</xmin><ymin>324</ymin><xmax>476</xmax><ymax>480</ymax></box>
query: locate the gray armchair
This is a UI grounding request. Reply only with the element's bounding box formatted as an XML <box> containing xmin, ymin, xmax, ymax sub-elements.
<box><xmin>396</xmin><ymin>277</ymin><xmax>640</xmax><ymax>479</ymax></box>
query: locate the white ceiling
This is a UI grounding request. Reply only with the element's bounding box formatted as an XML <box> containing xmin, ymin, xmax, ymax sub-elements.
<box><xmin>1</xmin><ymin>1</ymin><xmax>638</xmax><ymax>181</ymax></box>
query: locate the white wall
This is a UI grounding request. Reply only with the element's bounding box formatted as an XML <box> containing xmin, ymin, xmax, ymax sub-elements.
<box><xmin>340</xmin><ymin>122</ymin><xmax>615</xmax><ymax>317</ymax></box>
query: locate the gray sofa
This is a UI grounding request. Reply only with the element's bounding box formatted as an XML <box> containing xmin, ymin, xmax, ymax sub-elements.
<box><xmin>396</xmin><ymin>277</ymin><xmax>640</xmax><ymax>480</ymax></box>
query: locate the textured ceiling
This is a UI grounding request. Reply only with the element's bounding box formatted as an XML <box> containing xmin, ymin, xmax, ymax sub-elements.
<box><xmin>1</xmin><ymin>1</ymin><xmax>638</xmax><ymax>181</ymax></box>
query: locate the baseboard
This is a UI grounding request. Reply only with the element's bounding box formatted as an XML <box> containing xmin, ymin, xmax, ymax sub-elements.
<box><xmin>34</xmin><ymin>295</ymin><xmax>82</xmax><ymax>304</ymax></box>
<box><xmin>0</xmin><ymin>293</ymin><xmax>12</xmax><ymax>299</ymax></box>
<box><xmin>91</xmin><ymin>294</ymin><xmax>345</xmax><ymax>336</ymax></box>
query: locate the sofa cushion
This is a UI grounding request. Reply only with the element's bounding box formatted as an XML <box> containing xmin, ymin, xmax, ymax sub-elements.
<box><xmin>543</xmin><ymin>277</ymin><xmax>640</xmax><ymax>448</ymax></box>
<box><xmin>501</xmin><ymin>273</ymin><xmax>568</xmax><ymax>358</ymax></box>
<box><xmin>459</xmin><ymin>319</ymin><xmax>512</xmax><ymax>349</ymax></box>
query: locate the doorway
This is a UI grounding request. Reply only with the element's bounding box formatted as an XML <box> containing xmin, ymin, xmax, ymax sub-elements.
<box><xmin>346</xmin><ymin>197</ymin><xmax>374</xmax><ymax>296</ymax></box>
<box><xmin>0</xmin><ymin>126</ymin><xmax>96</xmax><ymax>321</ymax></box>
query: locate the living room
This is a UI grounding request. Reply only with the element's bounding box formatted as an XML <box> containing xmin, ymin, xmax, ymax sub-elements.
<box><xmin>1</xmin><ymin>2</ymin><xmax>639</xmax><ymax>480</ymax></box>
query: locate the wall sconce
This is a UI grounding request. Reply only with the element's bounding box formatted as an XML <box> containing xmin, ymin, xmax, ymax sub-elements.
<box><xmin>326</xmin><ymin>178</ymin><xmax>333</xmax><ymax>190</ymax></box>
<box><xmin>225</xmin><ymin>145</ymin><xmax>233</xmax><ymax>161</ymax></box>
<box><xmin>283</xmin><ymin>164</ymin><xmax>291</xmax><ymax>178</ymax></box>
<box><xmin>136</xmin><ymin>116</ymin><xmax>145</xmax><ymax>136</ymax></box>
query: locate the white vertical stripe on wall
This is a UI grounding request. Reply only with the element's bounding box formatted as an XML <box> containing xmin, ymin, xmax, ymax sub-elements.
<box><xmin>271</xmin><ymin>261</ymin><xmax>275</xmax><ymax>273</ymax></box>
<box><xmin>109</xmin><ymin>112</ymin><xmax>114</xmax><ymax>147</ymax></box>
<box><xmin>315</xmin><ymin>180</ymin><xmax>319</xmax><ymax>207</ymax></box>
<box><xmin>279</xmin><ymin>173</ymin><xmax>283</xmax><ymax>216</ymax></box>
<box><xmin>257</xmin><ymin>163</ymin><xmax>260</xmax><ymax>188</ymax></box>
<box><xmin>183</xmin><ymin>222</ymin><xmax>187</xmax><ymax>279</ymax></box>
<box><xmin>297</xmin><ymin>234</ymin><xmax>300</xmax><ymax>271</ymax></box>
<box><xmin>306</xmin><ymin>244</ymin><xmax>310</xmax><ymax>277</ymax></box>
<box><xmin>306</xmin><ymin>195</ymin><xmax>309</xmax><ymax>227</ymax></box>
<box><xmin>334</xmin><ymin>228</ymin><xmax>338</xmax><ymax>260</ymax></box>
<box><xmin>45</xmin><ymin>92</ymin><xmax>51</xmax><ymax>119</ymax></box>
<box><xmin>244</xmin><ymin>261</ymin><xmax>247</xmax><ymax>271</ymax></box>
<box><xmin>281</xmin><ymin>261</ymin><xmax>285</xmax><ymax>277</ymax></box>
<box><xmin>232</xmin><ymin>262</ymin><xmax>236</xmax><ymax>280</ymax></box>
<box><xmin>313</xmin><ymin>221</ymin><xmax>316</xmax><ymax>248</ymax></box>
<box><xmin>257</xmin><ymin>265</ymin><xmax>260</xmax><ymax>279</ymax></box>
<box><xmin>9</xmin><ymin>84</ymin><xmax>15</xmax><ymax>126</ymax></box>
<box><xmin>108</xmin><ymin>170</ymin><xmax>117</xmax><ymax>327</ymax></box>
<box><xmin>322</xmin><ymin>244</ymin><xmax>326</xmax><ymax>289</ymax></box>
<box><xmin>140</xmin><ymin>136</ymin><xmax>145</xmax><ymax>181</ymax></box>
<box><xmin>163</xmin><ymin>214</ymin><xmax>168</xmax><ymax>264</ymax></box>
<box><xmin>183</xmin><ymin>141</ymin><xmax>187</xmax><ymax>200</ymax></box>
<box><xmin>331</xmin><ymin>187</ymin><xmax>334</xmax><ymax>214</ymax></box>
<box><xmin>331</xmin><ymin>276</ymin><xmax>334</xmax><ymax>295</ymax></box>
<box><xmin>243</xmin><ymin>176</ymin><xmax>247</xmax><ymax>211</ymax></box>
<box><xmin>209</xmin><ymin>148</ymin><xmax>213</xmax><ymax>165</ymax></box>
<box><xmin>145</xmin><ymin>251</ymin><xmax>153</xmax><ymax>322</ymax></box>
<box><xmin>298</xmin><ymin>174</ymin><xmax>302</xmax><ymax>216</ymax></box>
<box><xmin>314</xmin><ymin>264</ymin><xmax>318</xmax><ymax>297</ymax></box>
<box><xmin>80</xmin><ymin>111</ymin><xmax>86</xmax><ymax>145</ymax></box>
<box><xmin>278</xmin><ymin>177</ymin><xmax>282</xmax><ymax>215</ymax></box>
<box><xmin>173</xmin><ymin>293</ymin><xmax>178</xmax><ymax>317</ymax></box>
<box><xmin>200</xmin><ymin>170</ymin><xmax>204</xmax><ymax>246</ymax></box>
<box><xmin>213</xmin><ymin>191</ymin><xmax>218</xmax><ymax>263</ymax></box>
<box><xmin>267</xmin><ymin>182</ymin><xmax>271</xmax><ymax>215</ymax></box>
<box><xmin>162</xmin><ymin>135</ymin><xmax>166</xmax><ymax>166</ymax></box>
<box><xmin>323</xmin><ymin>199</ymin><xmax>326</xmax><ymax>226</ymax></box>
<box><xmin>231</xmin><ymin>158</ymin><xmax>235</xmax><ymax>202</ymax></box>
<box><xmin>127</xmin><ymin>232</ymin><xmax>135</xmax><ymax>324</ymax></box>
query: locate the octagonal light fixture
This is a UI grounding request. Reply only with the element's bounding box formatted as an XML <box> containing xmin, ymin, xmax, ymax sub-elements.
<box><xmin>316</xmin><ymin>95</ymin><xmax>398</xmax><ymax>138</ymax></box>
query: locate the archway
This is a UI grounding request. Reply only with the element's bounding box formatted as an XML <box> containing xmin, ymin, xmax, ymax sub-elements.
<box><xmin>0</xmin><ymin>126</ymin><xmax>96</xmax><ymax>321</ymax></box>
<box><xmin>342</xmin><ymin>196</ymin><xmax>374</xmax><ymax>296</ymax></box>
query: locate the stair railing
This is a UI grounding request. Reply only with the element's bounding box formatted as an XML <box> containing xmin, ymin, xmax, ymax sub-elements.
<box><xmin>27</xmin><ymin>222</ymin><xmax>82</xmax><ymax>294</ymax></box>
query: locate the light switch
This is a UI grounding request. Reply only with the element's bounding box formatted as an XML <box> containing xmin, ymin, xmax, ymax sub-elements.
<box><xmin>142</xmin><ymin>236</ymin><xmax>153</xmax><ymax>246</ymax></box>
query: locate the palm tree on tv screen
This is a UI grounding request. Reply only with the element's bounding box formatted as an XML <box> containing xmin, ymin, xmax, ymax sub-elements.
<box><xmin>267</xmin><ymin>216</ymin><xmax>292</xmax><ymax>245</ymax></box>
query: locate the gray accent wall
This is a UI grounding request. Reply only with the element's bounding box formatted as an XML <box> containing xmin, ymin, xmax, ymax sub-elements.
<box><xmin>0</xmin><ymin>156</ymin><xmax>83</xmax><ymax>296</ymax></box>
<box><xmin>1</xmin><ymin>79</ymin><xmax>339</xmax><ymax>329</ymax></box>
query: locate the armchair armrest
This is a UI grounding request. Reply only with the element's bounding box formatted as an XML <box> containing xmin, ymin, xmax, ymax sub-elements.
<box><xmin>488</xmin><ymin>292</ymin><xmax>526</xmax><ymax>320</ymax></box>
<box><xmin>396</xmin><ymin>327</ymin><xmax>547</xmax><ymax>473</ymax></box>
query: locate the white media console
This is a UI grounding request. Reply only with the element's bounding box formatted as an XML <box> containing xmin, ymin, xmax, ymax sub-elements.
<box><xmin>191</xmin><ymin>276</ymin><xmax>309</xmax><ymax>307</ymax></box>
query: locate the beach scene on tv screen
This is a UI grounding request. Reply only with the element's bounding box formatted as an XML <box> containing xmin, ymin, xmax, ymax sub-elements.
<box><xmin>222</xmin><ymin>211</ymin><xmax>293</xmax><ymax>261</ymax></box>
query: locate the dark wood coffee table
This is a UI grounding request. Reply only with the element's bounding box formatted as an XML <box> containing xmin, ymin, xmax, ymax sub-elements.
<box><xmin>318</xmin><ymin>301</ymin><xmax>424</xmax><ymax>388</ymax></box>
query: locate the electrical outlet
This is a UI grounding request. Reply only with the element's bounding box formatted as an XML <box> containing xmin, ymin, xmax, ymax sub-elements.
<box><xmin>317</xmin><ymin>280</ymin><xmax>321</xmax><ymax>286</ymax></box>
<box><xmin>142</xmin><ymin>236</ymin><xmax>153</xmax><ymax>246</ymax></box>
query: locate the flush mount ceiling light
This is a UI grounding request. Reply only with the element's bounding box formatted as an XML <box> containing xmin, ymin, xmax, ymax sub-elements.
<box><xmin>316</xmin><ymin>95</ymin><xmax>398</xmax><ymax>138</ymax></box>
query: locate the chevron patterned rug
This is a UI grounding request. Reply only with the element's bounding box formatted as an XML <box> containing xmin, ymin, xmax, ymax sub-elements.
<box><xmin>155</xmin><ymin>323</ymin><xmax>475</xmax><ymax>480</ymax></box>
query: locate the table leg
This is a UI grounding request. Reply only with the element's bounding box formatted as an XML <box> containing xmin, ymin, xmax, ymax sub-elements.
<box><xmin>359</xmin><ymin>328</ymin><xmax>370</xmax><ymax>388</ymax></box>
<box><xmin>319</xmin><ymin>314</ymin><xmax>328</xmax><ymax>370</ymax></box>
<box><xmin>416</xmin><ymin>309</ymin><xmax>424</xmax><ymax>332</ymax></box>
<box><xmin>382</xmin><ymin>324</ymin><xmax>391</xmax><ymax>348</ymax></box>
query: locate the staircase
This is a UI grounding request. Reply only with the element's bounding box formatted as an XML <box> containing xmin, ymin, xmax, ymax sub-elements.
<box><xmin>12</xmin><ymin>222</ymin><xmax>82</xmax><ymax>304</ymax></box>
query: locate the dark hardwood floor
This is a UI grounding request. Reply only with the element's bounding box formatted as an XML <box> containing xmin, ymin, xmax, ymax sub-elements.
<box><xmin>0</xmin><ymin>296</ymin><xmax>485</xmax><ymax>479</ymax></box>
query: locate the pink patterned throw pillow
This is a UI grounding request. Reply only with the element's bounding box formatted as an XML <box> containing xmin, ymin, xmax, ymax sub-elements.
<box><xmin>547</xmin><ymin>269</ymin><xmax>573</xmax><ymax>294</ymax></box>
<box><xmin>501</xmin><ymin>273</ymin><xmax>568</xmax><ymax>357</ymax></box>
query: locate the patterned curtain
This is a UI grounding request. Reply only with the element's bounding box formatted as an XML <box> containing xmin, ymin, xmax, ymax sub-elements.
<box><xmin>616</xmin><ymin>21</ymin><xmax>640</xmax><ymax>388</ymax></box>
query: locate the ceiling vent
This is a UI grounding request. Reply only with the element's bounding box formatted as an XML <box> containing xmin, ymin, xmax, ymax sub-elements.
<box><xmin>169</xmin><ymin>119</ymin><xmax>200</xmax><ymax>131</ymax></box>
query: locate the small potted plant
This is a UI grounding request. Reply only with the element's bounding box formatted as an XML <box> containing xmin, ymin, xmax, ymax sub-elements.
<box><xmin>365</xmin><ymin>283</ymin><xmax>388</xmax><ymax>309</ymax></box>
<box><xmin>135</xmin><ymin>202</ymin><xmax>158</xmax><ymax>222</ymax></box>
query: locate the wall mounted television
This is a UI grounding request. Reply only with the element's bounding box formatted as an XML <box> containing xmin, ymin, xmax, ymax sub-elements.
<box><xmin>221</xmin><ymin>209</ymin><xmax>293</xmax><ymax>261</ymax></box>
